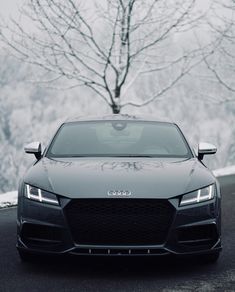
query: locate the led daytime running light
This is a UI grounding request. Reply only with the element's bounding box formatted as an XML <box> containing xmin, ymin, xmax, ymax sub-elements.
<box><xmin>180</xmin><ymin>185</ymin><xmax>214</xmax><ymax>206</ymax></box>
<box><xmin>25</xmin><ymin>184</ymin><xmax>59</xmax><ymax>205</ymax></box>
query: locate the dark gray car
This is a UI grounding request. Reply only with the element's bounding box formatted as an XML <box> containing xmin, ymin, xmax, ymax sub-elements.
<box><xmin>17</xmin><ymin>115</ymin><xmax>221</xmax><ymax>262</ymax></box>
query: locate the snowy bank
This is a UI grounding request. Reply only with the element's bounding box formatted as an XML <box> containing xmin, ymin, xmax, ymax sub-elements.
<box><xmin>213</xmin><ymin>165</ymin><xmax>235</xmax><ymax>178</ymax></box>
<box><xmin>0</xmin><ymin>165</ymin><xmax>235</xmax><ymax>208</ymax></box>
<box><xmin>0</xmin><ymin>191</ymin><xmax>17</xmax><ymax>208</ymax></box>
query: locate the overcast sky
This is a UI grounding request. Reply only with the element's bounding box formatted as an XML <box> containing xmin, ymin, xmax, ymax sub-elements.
<box><xmin>0</xmin><ymin>0</ymin><xmax>22</xmax><ymax>18</ymax></box>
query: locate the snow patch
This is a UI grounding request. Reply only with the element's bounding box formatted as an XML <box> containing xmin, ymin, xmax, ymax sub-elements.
<box><xmin>0</xmin><ymin>191</ymin><xmax>17</xmax><ymax>208</ymax></box>
<box><xmin>213</xmin><ymin>165</ymin><xmax>235</xmax><ymax>177</ymax></box>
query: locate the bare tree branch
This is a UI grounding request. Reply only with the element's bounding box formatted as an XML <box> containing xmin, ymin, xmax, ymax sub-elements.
<box><xmin>203</xmin><ymin>0</ymin><xmax>235</xmax><ymax>94</ymax></box>
<box><xmin>0</xmin><ymin>0</ymin><xmax>209</xmax><ymax>113</ymax></box>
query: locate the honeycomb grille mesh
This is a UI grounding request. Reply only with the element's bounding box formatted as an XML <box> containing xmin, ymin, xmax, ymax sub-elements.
<box><xmin>64</xmin><ymin>199</ymin><xmax>175</xmax><ymax>245</ymax></box>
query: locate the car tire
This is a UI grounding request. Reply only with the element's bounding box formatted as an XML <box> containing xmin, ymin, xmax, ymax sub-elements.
<box><xmin>201</xmin><ymin>251</ymin><xmax>220</xmax><ymax>264</ymax></box>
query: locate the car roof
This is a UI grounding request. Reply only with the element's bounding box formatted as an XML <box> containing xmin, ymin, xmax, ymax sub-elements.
<box><xmin>65</xmin><ymin>114</ymin><xmax>174</xmax><ymax>124</ymax></box>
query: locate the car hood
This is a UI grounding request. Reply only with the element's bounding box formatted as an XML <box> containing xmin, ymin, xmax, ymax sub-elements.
<box><xmin>24</xmin><ymin>157</ymin><xmax>215</xmax><ymax>199</ymax></box>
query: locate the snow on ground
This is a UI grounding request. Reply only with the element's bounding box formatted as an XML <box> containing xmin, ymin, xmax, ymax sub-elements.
<box><xmin>0</xmin><ymin>166</ymin><xmax>235</xmax><ymax>208</ymax></box>
<box><xmin>213</xmin><ymin>165</ymin><xmax>235</xmax><ymax>178</ymax></box>
<box><xmin>0</xmin><ymin>191</ymin><xmax>17</xmax><ymax>208</ymax></box>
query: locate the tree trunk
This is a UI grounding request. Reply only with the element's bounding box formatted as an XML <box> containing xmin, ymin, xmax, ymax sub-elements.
<box><xmin>111</xmin><ymin>103</ymin><xmax>121</xmax><ymax>114</ymax></box>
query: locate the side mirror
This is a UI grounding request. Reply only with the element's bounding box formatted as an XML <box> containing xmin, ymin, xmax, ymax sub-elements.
<box><xmin>24</xmin><ymin>141</ymin><xmax>42</xmax><ymax>160</ymax></box>
<box><xmin>198</xmin><ymin>142</ymin><xmax>217</xmax><ymax>161</ymax></box>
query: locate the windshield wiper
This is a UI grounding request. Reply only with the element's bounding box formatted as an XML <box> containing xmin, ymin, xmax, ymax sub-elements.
<box><xmin>70</xmin><ymin>155</ymin><xmax>156</xmax><ymax>158</ymax></box>
<box><xmin>111</xmin><ymin>155</ymin><xmax>156</xmax><ymax>158</ymax></box>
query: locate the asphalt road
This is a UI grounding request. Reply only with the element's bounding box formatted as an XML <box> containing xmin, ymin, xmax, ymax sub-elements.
<box><xmin>0</xmin><ymin>175</ymin><xmax>235</xmax><ymax>292</ymax></box>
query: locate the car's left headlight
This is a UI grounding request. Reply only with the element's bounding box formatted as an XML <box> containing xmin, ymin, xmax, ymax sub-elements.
<box><xmin>180</xmin><ymin>184</ymin><xmax>215</xmax><ymax>206</ymax></box>
<box><xmin>25</xmin><ymin>184</ymin><xmax>59</xmax><ymax>205</ymax></box>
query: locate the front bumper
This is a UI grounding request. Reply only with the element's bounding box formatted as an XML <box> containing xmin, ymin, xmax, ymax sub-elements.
<box><xmin>17</xmin><ymin>195</ymin><xmax>222</xmax><ymax>257</ymax></box>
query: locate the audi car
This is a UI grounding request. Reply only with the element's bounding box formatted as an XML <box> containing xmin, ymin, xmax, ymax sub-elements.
<box><xmin>17</xmin><ymin>115</ymin><xmax>221</xmax><ymax>262</ymax></box>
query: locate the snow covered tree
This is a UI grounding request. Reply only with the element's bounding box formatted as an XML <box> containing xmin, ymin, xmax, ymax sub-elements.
<box><xmin>202</xmin><ymin>0</ymin><xmax>235</xmax><ymax>99</ymax></box>
<box><xmin>1</xmin><ymin>0</ymin><xmax>211</xmax><ymax>113</ymax></box>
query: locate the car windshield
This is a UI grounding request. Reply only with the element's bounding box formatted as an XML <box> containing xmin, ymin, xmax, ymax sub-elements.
<box><xmin>47</xmin><ymin>121</ymin><xmax>192</xmax><ymax>158</ymax></box>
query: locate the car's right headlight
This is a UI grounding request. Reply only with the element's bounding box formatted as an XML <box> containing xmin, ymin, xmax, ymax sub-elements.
<box><xmin>25</xmin><ymin>184</ymin><xmax>59</xmax><ymax>205</ymax></box>
<box><xmin>180</xmin><ymin>184</ymin><xmax>215</xmax><ymax>206</ymax></box>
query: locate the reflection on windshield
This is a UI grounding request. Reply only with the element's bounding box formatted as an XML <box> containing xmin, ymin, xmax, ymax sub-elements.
<box><xmin>47</xmin><ymin>121</ymin><xmax>192</xmax><ymax>159</ymax></box>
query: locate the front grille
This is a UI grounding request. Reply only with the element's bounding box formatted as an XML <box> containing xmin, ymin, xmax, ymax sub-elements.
<box><xmin>64</xmin><ymin>199</ymin><xmax>175</xmax><ymax>245</ymax></box>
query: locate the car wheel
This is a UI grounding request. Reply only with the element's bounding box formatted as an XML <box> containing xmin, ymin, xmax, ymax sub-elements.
<box><xmin>201</xmin><ymin>252</ymin><xmax>220</xmax><ymax>264</ymax></box>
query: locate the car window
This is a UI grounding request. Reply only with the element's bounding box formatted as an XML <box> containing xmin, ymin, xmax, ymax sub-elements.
<box><xmin>47</xmin><ymin>121</ymin><xmax>192</xmax><ymax>158</ymax></box>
